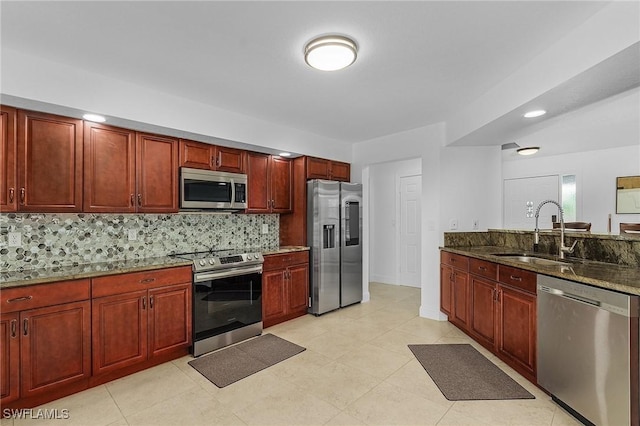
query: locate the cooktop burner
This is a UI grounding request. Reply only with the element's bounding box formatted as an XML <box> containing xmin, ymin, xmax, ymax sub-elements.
<box><xmin>173</xmin><ymin>248</ymin><xmax>264</xmax><ymax>272</ymax></box>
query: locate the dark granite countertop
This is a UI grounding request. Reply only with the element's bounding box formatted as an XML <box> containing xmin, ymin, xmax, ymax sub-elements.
<box><xmin>1</xmin><ymin>246</ymin><xmax>310</xmax><ymax>289</ymax></box>
<box><xmin>441</xmin><ymin>246</ymin><xmax>640</xmax><ymax>296</ymax></box>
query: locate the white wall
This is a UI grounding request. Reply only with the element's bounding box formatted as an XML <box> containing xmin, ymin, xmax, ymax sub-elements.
<box><xmin>369</xmin><ymin>158</ymin><xmax>421</xmax><ymax>285</ymax></box>
<box><xmin>503</xmin><ymin>145</ymin><xmax>640</xmax><ymax>233</ymax></box>
<box><xmin>0</xmin><ymin>48</ymin><xmax>351</xmax><ymax>162</ymax></box>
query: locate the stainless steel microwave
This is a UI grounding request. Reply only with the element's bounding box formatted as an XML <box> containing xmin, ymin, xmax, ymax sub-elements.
<box><xmin>180</xmin><ymin>167</ymin><xmax>248</xmax><ymax>210</ymax></box>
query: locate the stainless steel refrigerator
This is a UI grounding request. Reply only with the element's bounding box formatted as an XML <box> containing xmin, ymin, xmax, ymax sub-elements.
<box><xmin>307</xmin><ymin>180</ymin><xmax>362</xmax><ymax>315</ymax></box>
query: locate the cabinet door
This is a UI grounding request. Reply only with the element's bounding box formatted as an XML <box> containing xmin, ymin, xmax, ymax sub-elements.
<box><xmin>247</xmin><ymin>152</ymin><xmax>270</xmax><ymax>213</ymax></box>
<box><xmin>179</xmin><ymin>139</ymin><xmax>214</xmax><ymax>170</ymax></box>
<box><xmin>497</xmin><ymin>285</ymin><xmax>536</xmax><ymax>376</ymax></box>
<box><xmin>92</xmin><ymin>291</ymin><xmax>148</xmax><ymax>376</ymax></box>
<box><xmin>214</xmin><ymin>146</ymin><xmax>245</xmax><ymax>173</ymax></box>
<box><xmin>330</xmin><ymin>161</ymin><xmax>350</xmax><ymax>182</ymax></box>
<box><xmin>451</xmin><ymin>270</ymin><xmax>470</xmax><ymax>330</ymax></box>
<box><xmin>17</xmin><ymin>110</ymin><xmax>83</xmax><ymax>212</ymax></box>
<box><xmin>84</xmin><ymin>122</ymin><xmax>136</xmax><ymax>212</ymax></box>
<box><xmin>136</xmin><ymin>133</ymin><xmax>178</xmax><ymax>213</ymax></box>
<box><xmin>270</xmin><ymin>156</ymin><xmax>292</xmax><ymax>213</ymax></box>
<box><xmin>439</xmin><ymin>264</ymin><xmax>452</xmax><ymax>316</ymax></box>
<box><xmin>288</xmin><ymin>263</ymin><xmax>309</xmax><ymax>313</ymax></box>
<box><xmin>306</xmin><ymin>157</ymin><xmax>330</xmax><ymax>179</ymax></box>
<box><xmin>148</xmin><ymin>283</ymin><xmax>191</xmax><ymax>358</ymax></box>
<box><xmin>0</xmin><ymin>312</ymin><xmax>19</xmax><ymax>404</ymax></box>
<box><xmin>262</xmin><ymin>270</ymin><xmax>286</xmax><ymax>325</ymax></box>
<box><xmin>20</xmin><ymin>300</ymin><xmax>91</xmax><ymax>398</ymax></box>
<box><xmin>470</xmin><ymin>275</ymin><xmax>497</xmax><ymax>348</ymax></box>
<box><xmin>1</xmin><ymin>106</ymin><xmax>17</xmax><ymax>212</ymax></box>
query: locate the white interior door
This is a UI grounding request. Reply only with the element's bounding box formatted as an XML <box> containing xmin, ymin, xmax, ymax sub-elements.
<box><xmin>503</xmin><ymin>175</ymin><xmax>559</xmax><ymax>229</ymax></box>
<box><xmin>398</xmin><ymin>175</ymin><xmax>421</xmax><ymax>288</ymax></box>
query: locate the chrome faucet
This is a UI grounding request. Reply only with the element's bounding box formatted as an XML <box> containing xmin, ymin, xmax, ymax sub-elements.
<box><xmin>534</xmin><ymin>200</ymin><xmax>578</xmax><ymax>259</ymax></box>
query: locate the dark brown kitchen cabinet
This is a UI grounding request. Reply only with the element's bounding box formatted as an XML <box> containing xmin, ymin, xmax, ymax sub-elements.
<box><xmin>83</xmin><ymin>122</ymin><xmax>136</xmax><ymax>212</ymax></box>
<box><xmin>1</xmin><ymin>105</ymin><xmax>17</xmax><ymax>212</ymax></box>
<box><xmin>136</xmin><ymin>133</ymin><xmax>179</xmax><ymax>213</ymax></box>
<box><xmin>17</xmin><ymin>110</ymin><xmax>83</xmax><ymax>212</ymax></box>
<box><xmin>246</xmin><ymin>152</ymin><xmax>292</xmax><ymax>213</ymax></box>
<box><xmin>262</xmin><ymin>251</ymin><xmax>309</xmax><ymax>328</ymax></box>
<box><xmin>91</xmin><ymin>267</ymin><xmax>192</xmax><ymax>376</ymax></box>
<box><xmin>83</xmin><ymin>126</ymin><xmax>178</xmax><ymax>213</ymax></box>
<box><xmin>441</xmin><ymin>251</ymin><xmax>538</xmax><ymax>384</ymax></box>
<box><xmin>179</xmin><ymin>139</ymin><xmax>246</xmax><ymax>173</ymax></box>
<box><xmin>0</xmin><ymin>279</ymin><xmax>91</xmax><ymax>406</ymax></box>
<box><xmin>440</xmin><ymin>251</ymin><xmax>469</xmax><ymax>331</ymax></box>
<box><xmin>305</xmin><ymin>157</ymin><xmax>350</xmax><ymax>182</ymax></box>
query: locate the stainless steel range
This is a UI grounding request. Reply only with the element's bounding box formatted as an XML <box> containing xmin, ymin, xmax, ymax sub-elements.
<box><xmin>173</xmin><ymin>249</ymin><xmax>264</xmax><ymax>356</ymax></box>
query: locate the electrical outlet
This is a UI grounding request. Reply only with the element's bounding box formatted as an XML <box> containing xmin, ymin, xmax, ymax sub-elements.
<box><xmin>127</xmin><ymin>229</ymin><xmax>137</xmax><ymax>241</ymax></box>
<box><xmin>261</xmin><ymin>224</ymin><xmax>269</xmax><ymax>234</ymax></box>
<box><xmin>449</xmin><ymin>219</ymin><xmax>458</xmax><ymax>230</ymax></box>
<box><xmin>8</xmin><ymin>232</ymin><xmax>21</xmax><ymax>247</ymax></box>
<box><xmin>473</xmin><ymin>219</ymin><xmax>479</xmax><ymax>230</ymax></box>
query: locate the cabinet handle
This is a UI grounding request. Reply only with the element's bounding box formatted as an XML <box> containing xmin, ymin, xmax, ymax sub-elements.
<box><xmin>20</xmin><ymin>188</ymin><xmax>25</xmax><ymax>205</ymax></box>
<box><xmin>216</xmin><ymin>154</ymin><xmax>221</xmax><ymax>167</ymax></box>
<box><xmin>23</xmin><ymin>318</ymin><xmax>28</xmax><ymax>336</ymax></box>
<box><xmin>478</xmin><ymin>266</ymin><xmax>487</xmax><ymax>271</ymax></box>
<box><xmin>150</xmin><ymin>295</ymin><xmax>154</xmax><ymax>309</ymax></box>
<box><xmin>142</xmin><ymin>296</ymin><xmax>146</xmax><ymax>310</ymax></box>
<box><xmin>450</xmin><ymin>258</ymin><xmax>456</xmax><ymax>263</ymax></box>
<box><xmin>10</xmin><ymin>320</ymin><xmax>17</xmax><ymax>338</ymax></box>
<box><xmin>7</xmin><ymin>296</ymin><xmax>32</xmax><ymax>303</ymax></box>
<box><xmin>8</xmin><ymin>188</ymin><xmax>14</xmax><ymax>203</ymax></box>
<box><xmin>140</xmin><ymin>278</ymin><xmax>156</xmax><ymax>284</ymax></box>
<box><xmin>449</xmin><ymin>273</ymin><xmax>453</xmax><ymax>282</ymax></box>
<box><xmin>130</xmin><ymin>194</ymin><xmax>135</xmax><ymax>206</ymax></box>
<box><xmin>509</xmin><ymin>275</ymin><xmax>522</xmax><ymax>282</ymax></box>
<box><xmin>211</xmin><ymin>156</ymin><xmax>215</xmax><ymax>167</ymax></box>
<box><xmin>137</xmin><ymin>194</ymin><xmax>142</xmax><ymax>206</ymax></box>
<box><xmin>271</xmin><ymin>199</ymin><xmax>275</xmax><ymax>209</ymax></box>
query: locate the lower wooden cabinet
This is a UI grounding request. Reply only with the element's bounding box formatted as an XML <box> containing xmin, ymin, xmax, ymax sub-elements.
<box><xmin>91</xmin><ymin>267</ymin><xmax>192</xmax><ymax>376</ymax></box>
<box><xmin>0</xmin><ymin>280</ymin><xmax>91</xmax><ymax>406</ymax></box>
<box><xmin>441</xmin><ymin>251</ymin><xmax>538</xmax><ymax>384</ymax></box>
<box><xmin>263</xmin><ymin>251</ymin><xmax>309</xmax><ymax>328</ymax></box>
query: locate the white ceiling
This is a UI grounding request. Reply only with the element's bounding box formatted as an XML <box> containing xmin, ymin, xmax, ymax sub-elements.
<box><xmin>0</xmin><ymin>1</ymin><xmax>616</xmax><ymax>144</ymax></box>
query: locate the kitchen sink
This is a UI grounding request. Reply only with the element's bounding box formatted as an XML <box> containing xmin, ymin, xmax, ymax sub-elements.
<box><xmin>493</xmin><ymin>253</ymin><xmax>570</xmax><ymax>266</ymax></box>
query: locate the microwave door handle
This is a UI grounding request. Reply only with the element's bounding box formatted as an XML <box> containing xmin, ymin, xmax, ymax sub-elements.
<box><xmin>230</xmin><ymin>180</ymin><xmax>236</xmax><ymax>207</ymax></box>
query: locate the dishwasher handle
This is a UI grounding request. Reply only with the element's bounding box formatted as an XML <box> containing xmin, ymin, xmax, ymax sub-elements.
<box><xmin>538</xmin><ymin>285</ymin><xmax>601</xmax><ymax>307</ymax></box>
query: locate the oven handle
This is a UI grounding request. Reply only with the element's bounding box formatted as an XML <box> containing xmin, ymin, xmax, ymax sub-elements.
<box><xmin>193</xmin><ymin>265</ymin><xmax>263</xmax><ymax>282</ymax></box>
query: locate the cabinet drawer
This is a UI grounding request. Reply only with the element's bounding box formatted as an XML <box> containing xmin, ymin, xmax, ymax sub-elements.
<box><xmin>1</xmin><ymin>279</ymin><xmax>90</xmax><ymax>313</ymax></box>
<box><xmin>469</xmin><ymin>258</ymin><xmax>497</xmax><ymax>280</ymax></box>
<box><xmin>440</xmin><ymin>251</ymin><xmax>469</xmax><ymax>270</ymax></box>
<box><xmin>263</xmin><ymin>251</ymin><xmax>309</xmax><ymax>271</ymax></box>
<box><xmin>92</xmin><ymin>266</ymin><xmax>192</xmax><ymax>298</ymax></box>
<box><xmin>498</xmin><ymin>265</ymin><xmax>536</xmax><ymax>294</ymax></box>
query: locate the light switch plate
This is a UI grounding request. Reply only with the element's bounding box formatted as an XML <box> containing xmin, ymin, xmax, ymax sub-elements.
<box><xmin>449</xmin><ymin>219</ymin><xmax>458</xmax><ymax>230</ymax></box>
<box><xmin>8</xmin><ymin>232</ymin><xmax>21</xmax><ymax>247</ymax></box>
<box><xmin>127</xmin><ymin>229</ymin><xmax>137</xmax><ymax>241</ymax></box>
<box><xmin>261</xmin><ymin>224</ymin><xmax>269</xmax><ymax>234</ymax></box>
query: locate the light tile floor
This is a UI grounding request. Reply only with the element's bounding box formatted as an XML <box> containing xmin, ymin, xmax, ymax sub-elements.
<box><xmin>4</xmin><ymin>283</ymin><xmax>581</xmax><ymax>426</ymax></box>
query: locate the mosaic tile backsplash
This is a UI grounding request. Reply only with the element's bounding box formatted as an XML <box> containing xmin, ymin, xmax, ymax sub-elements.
<box><xmin>0</xmin><ymin>213</ymin><xmax>279</xmax><ymax>272</ymax></box>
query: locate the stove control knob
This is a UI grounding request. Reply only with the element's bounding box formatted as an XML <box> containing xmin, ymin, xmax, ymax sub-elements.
<box><xmin>209</xmin><ymin>259</ymin><xmax>215</xmax><ymax>265</ymax></box>
<box><xmin>247</xmin><ymin>254</ymin><xmax>253</xmax><ymax>260</ymax></box>
<box><xmin>199</xmin><ymin>260</ymin><xmax>206</xmax><ymax>266</ymax></box>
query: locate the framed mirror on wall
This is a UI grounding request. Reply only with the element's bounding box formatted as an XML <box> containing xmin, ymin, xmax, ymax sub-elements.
<box><xmin>616</xmin><ymin>176</ymin><xmax>640</xmax><ymax>214</ymax></box>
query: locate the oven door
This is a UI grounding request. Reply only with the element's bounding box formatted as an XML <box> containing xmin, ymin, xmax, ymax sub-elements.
<box><xmin>192</xmin><ymin>266</ymin><xmax>262</xmax><ymax>344</ymax></box>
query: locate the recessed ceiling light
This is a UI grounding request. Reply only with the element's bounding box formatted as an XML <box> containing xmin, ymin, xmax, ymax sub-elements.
<box><xmin>279</xmin><ymin>152</ymin><xmax>292</xmax><ymax>157</ymax></box>
<box><xmin>304</xmin><ymin>35</ymin><xmax>358</xmax><ymax>71</ymax></box>
<box><xmin>517</xmin><ymin>147</ymin><xmax>540</xmax><ymax>156</ymax></box>
<box><xmin>523</xmin><ymin>110</ymin><xmax>546</xmax><ymax>118</ymax></box>
<box><xmin>83</xmin><ymin>113</ymin><xmax>106</xmax><ymax>122</ymax></box>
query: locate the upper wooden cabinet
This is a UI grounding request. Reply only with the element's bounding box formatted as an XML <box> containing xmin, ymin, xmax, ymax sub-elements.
<box><xmin>136</xmin><ymin>133</ymin><xmax>179</xmax><ymax>213</ymax></box>
<box><xmin>84</xmin><ymin>125</ymin><xmax>178</xmax><ymax>213</ymax></box>
<box><xmin>305</xmin><ymin>157</ymin><xmax>350</xmax><ymax>182</ymax></box>
<box><xmin>1</xmin><ymin>106</ymin><xmax>17</xmax><ymax>212</ymax></box>
<box><xmin>179</xmin><ymin>139</ymin><xmax>245</xmax><ymax>173</ymax></box>
<box><xmin>246</xmin><ymin>152</ymin><xmax>292</xmax><ymax>214</ymax></box>
<box><xmin>17</xmin><ymin>110</ymin><xmax>83</xmax><ymax>212</ymax></box>
<box><xmin>84</xmin><ymin>122</ymin><xmax>136</xmax><ymax>212</ymax></box>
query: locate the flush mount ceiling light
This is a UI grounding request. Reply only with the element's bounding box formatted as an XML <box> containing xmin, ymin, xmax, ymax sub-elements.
<box><xmin>304</xmin><ymin>35</ymin><xmax>358</xmax><ymax>71</ymax></box>
<box><xmin>82</xmin><ymin>113</ymin><xmax>106</xmax><ymax>123</ymax></box>
<box><xmin>523</xmin><ymin>110</ymin><xmax>546</xmax><ymax>118</ymax></box>
<box><xmin>278</xmin><ymin>152</ymin><xmax>292</xmax><ymax>157</ymax></box>
<box><xmin>517</xmin><ymin>147</ymin><xmax>540</xmax><ymax>156</ymax></box>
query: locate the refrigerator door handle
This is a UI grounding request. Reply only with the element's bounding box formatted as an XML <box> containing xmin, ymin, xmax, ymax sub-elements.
<box><xmin>323</xmin><ymin>224</ymin><xmax>336</xmax><ymax>249</ymax></box>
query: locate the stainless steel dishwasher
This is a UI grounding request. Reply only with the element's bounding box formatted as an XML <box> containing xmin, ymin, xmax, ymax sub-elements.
<box><xmin>537</xmin><ymin>274</ymin><xmax>639</xmax><ymax>426</ymax></box>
